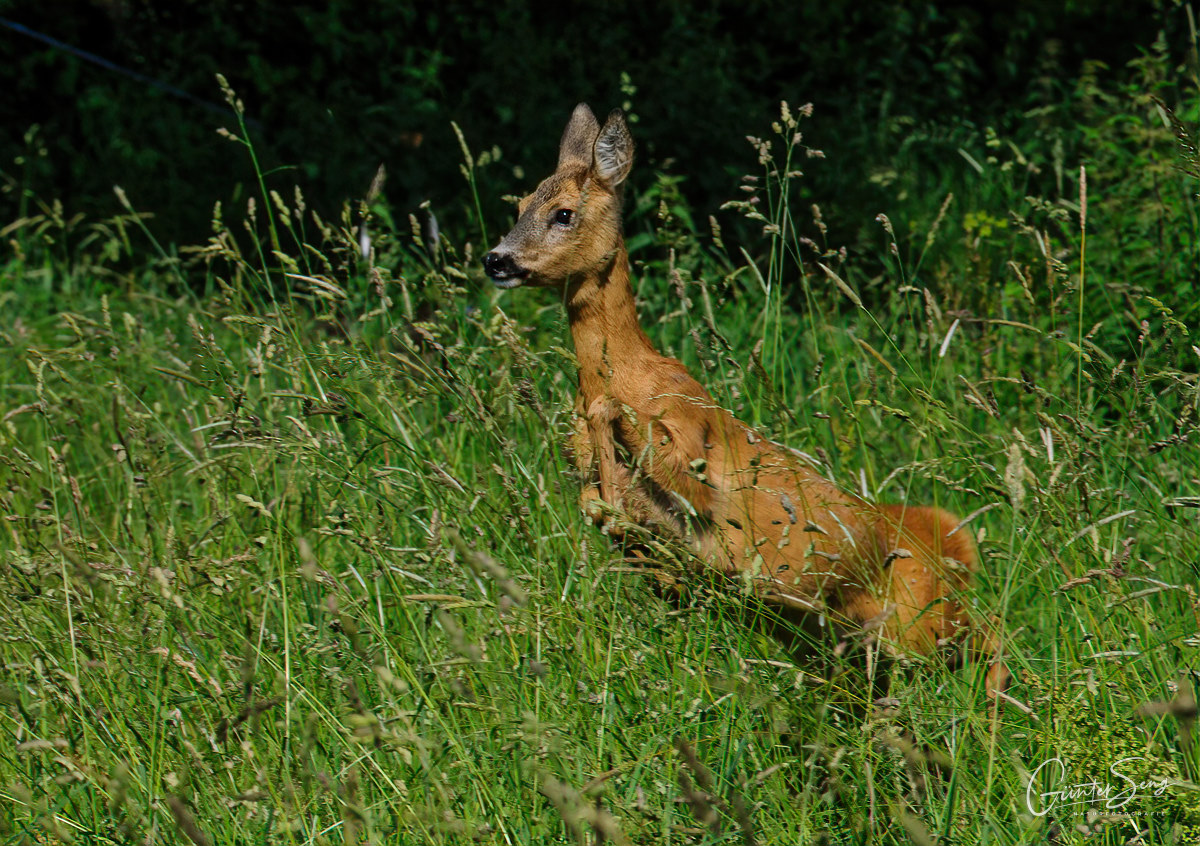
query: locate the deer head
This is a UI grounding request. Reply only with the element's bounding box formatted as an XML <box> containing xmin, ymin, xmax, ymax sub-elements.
<box><xmin>484</xmin><ymin>104</ymin><xmax>634</xmax><ymax>289</ymax></box>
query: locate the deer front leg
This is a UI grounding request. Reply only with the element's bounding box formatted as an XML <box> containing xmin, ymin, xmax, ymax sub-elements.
<box><xmin>584</xmin><ymin>398</ymin><xmax>620</xmax><ymax>502</ymax></box>
<box><xmin>581</xmin><ymin>398</ymin><xmax>688</xmax><ymax>595</ymax></box>
<box><xmin>613</xmin><ymin>402</ymin><xmax>716</xmax><ymax>523</ymax></box>
<box><xmin>567</xmin><ymin>409</ymin><xmax>607</xmax><ymax>529</ymax></box>
<box><xmin>582</xmin><ymin>397</ymin><xmax>627</xmax><ymax>535</ymax></box>
<box><xmin>565</xmin><ymin>396</ymin><xmax>629</xmax><ymax>537</ymax></box>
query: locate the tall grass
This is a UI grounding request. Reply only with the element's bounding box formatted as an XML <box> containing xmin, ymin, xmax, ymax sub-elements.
<box><xmin>1</xmin><ymin>79</ymin><xmax>1198</xmax><ymax>846</ymax></box>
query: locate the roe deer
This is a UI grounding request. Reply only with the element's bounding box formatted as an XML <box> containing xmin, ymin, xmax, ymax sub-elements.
<box><xmin>484</xmin><ymin>104</ymin><xmax>1005</xmax><ymax>693</ymax></box>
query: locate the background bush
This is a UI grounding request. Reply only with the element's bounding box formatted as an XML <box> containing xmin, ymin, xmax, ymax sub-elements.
<box><xmin>3</xmin><ymin>0</ymin><xmax>1191</xmax><ymax>250</ymax></box>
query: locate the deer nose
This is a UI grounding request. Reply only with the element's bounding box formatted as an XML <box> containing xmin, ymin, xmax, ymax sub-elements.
<box><xmin>483</xmin><ymin>251</ymin><xmax>504</xmax><ymax>277</ymax></box>
<box><xmin>484</xmin><ymin>250</ymin><xmax>519</xmax><ymax>279</ymax></box>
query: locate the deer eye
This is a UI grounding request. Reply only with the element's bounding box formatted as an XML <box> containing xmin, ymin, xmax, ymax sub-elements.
<box><xmin>553</xmin><ymin>208</ymin><xmax>574</xmax><ymax>226</ymax></box>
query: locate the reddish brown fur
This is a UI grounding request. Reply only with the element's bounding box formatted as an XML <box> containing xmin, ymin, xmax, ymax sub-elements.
<box><xmin>485</xmin><ymin>104</ymin><xmax>1004</xmax><ymax>692</ymax></box>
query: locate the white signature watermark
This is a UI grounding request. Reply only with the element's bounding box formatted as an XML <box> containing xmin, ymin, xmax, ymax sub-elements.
<box><xmin>1026</xmin><ymin>756</ymin><xmax>1172</xmax><ymax>817</ymax></box>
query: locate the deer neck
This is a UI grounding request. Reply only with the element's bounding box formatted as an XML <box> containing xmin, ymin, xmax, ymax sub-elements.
<box><xmin>565</xmin><ymin>244</ymin><xmax>658</xmax><ymax>403</ymax></box>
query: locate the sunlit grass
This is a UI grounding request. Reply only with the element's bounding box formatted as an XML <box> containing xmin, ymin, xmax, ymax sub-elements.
<box><xmin>1</xmin><ymin>90</ymin><xmax>1198</xmax><ymax>845</ymax></box>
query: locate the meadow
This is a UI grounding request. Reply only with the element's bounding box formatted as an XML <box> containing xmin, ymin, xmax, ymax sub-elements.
<box><xmin>2</xmin><ymin>61</ymin><xmax>1199</xmax><ymax>846</ymax></box>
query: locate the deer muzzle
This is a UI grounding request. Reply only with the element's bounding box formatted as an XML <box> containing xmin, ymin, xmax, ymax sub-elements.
<box><xmin>483</xmin><ymin>249</ymin><xmax>529</xmax><ymax>289</ymax></box>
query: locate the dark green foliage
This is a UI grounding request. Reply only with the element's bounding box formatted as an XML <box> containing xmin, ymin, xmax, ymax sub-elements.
<box><xmin>2</xmin><ymin>0</ymin><xmax>1191</xmax><ymax>250</ymax></box>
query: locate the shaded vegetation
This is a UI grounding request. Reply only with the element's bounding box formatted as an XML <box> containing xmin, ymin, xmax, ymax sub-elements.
<box><xmin>3</xmin><ymin>0</ymin><xmax>1193</xmax><ymax>250</ymax></box>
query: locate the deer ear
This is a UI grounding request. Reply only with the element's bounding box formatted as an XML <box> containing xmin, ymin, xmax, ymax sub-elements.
<box><xmin>593</xmin><ymin>109</ymin><xmax>633</xmax><ymax>187</ymax></box>
<box><xmin>558</xmin><ymin>103</ymin><xmax>600</xmax><ymax>169</ymax></box>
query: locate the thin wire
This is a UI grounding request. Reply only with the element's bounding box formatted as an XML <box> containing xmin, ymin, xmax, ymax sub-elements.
<box><xmin>1</xmin><ymin>15</ymin><xmax>260</xmax><ymax>129</ymax></box>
